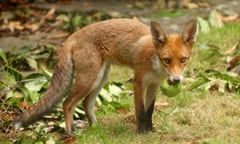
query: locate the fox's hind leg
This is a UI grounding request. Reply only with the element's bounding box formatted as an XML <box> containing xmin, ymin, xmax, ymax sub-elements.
<box><xmin>63</xmin><ymin>73</ymin><xmax>98</xmax><ymax>135</ymax></box>
<box><xmin>83</xmin><ymin>62</ymin><xmax>110</xmax><ymax>126</ymax></box>
<box><xmin>63</xmin><ymin>48</ymin><xmax>107</xmax><ymax>135</ymax></box>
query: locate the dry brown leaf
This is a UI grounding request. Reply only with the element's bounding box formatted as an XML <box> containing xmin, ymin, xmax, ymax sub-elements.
<box><xmin>64</xmin><ymin>136</ymin><xmax>77</xmax><ymax>144</ymax></box>
<box><xmin>227</xmin><ymin>55</ymin><xmax>240</xmax><ymax>71</ymax></box>
<box><xmin>222</xmin><ymin>15</ymin><xmax>239</xmax><ymax>22</ymax></box>
<box><xmin>155</xmin><ymin>101</ymin><xmax>169</xmax><ymax>108</ymax></box>
<box><xmin>50</xmin><ymin>32</ymin><xmax>70</xmax><ymax>39</ymax></box>
<box><xmin>18</xmin><ymin>101</ymin><xmax>28</xmax><ymax>109</ymax></box>
<box><xmin>45</xmin><ymin>8</ymin><xmax>56</xmax><ymax>19</ymax></box>
<box><xmin>186</xmin><ymin>2</ymin><xmax>198</xmax><ymax>9</ymax></box>
<box><xmin>183</xmin><ymin>0</ymin><xmax>198</xmax><ymax>9</ymax></box>
<box><xmin>8</xmin><ymin>21</ymin><xmax>24</xmax><ymax>32</ymax></box>
<box><xmin>24</xmin><ymin>23</ymin><xmax>39</xmax><ymax>32</ymax></box>
<box><xmin>40</xmin><ymin>8</ymin><xmax>56</xmax><ymax>25</ymax></box>
<box><xmin>224</xmin><ymin>40</ymin><xmax>240</xmax><ymax>55</ymax></box>
<box><xmin>197</xmin><ymin>2</ymin><xmax>210</xmax><ymax>8</ymax></box>
<box><xmin>117</xmin><ymin>108</ymin><xmax>128</xmax><ymax>114</ymax></box>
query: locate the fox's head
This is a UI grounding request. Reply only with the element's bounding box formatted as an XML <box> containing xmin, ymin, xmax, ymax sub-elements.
<box><xmin>150</xmin><ymin>20</ymin><xmax>198</xmax><ymax>84</ymax></box>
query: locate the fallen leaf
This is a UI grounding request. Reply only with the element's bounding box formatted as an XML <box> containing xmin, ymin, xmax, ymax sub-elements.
<box><xmin>108</xmin><ymin>11</ymin><xmax>122</xmax><ymax>18</ymax></box>
<box><xmin>134</xmin><ymin>1</ymin><xmax>145</xmax><ymax>9</ymax></box>
<box><xmin>117</xmin><ymin>108</ymin><xmax>128</xmax><ymax>114</ymax></box>
<box><xmin>18</xmin><ymin>101</ymin><xmax>28</xmax><ymax>109</ymax></box>
<box><xmin>46</xmin><ymin>137</ymin><xmax>55</xmax><ymax>144</ymax></box>
<box><xmin>205</xmin><ymin>79</ymin><xmax>226</xmax><ymax>93</ymax></box>
<box><xmin>155</xmin><ymin>101</ymin><xmax>169</xmax><ymax>108</ymax></box>
<box><xmin>56</xmin><ymin>14</ymin><xmax>69</xmax><ymax>22</ymax></box>
<box><xmin>209</xmin><ymin>10</ymin><xmax>223</xmax><ymax>28</ymax></box>
<box><xmin>45</xmin><ymin>8</ymin><xmax>56</xmax><ymax>19</ymax></box>
<box><xmin>186</xmin><ymin>2</ymin><xmax>198</xmax><ymax>9</ymax></box>
<box><xmin>8</xmin><ymin>21</ymin><xmax>24</xmax><ymax>32</ymax></box>
<box><xmin>40</xmin><ymin>8</ymin><xmax>56</xmax><ymax>25</ymax></box>
<box><xmin>222</xmin><ymin>15</ymin><xmax>239</xmax><ymax>22</ymax></box>
<box><xmin>24</xmin><ymin>23</ymin><xmax>39</xmax><ymax>32</ymax></box>
<box><xmin>227</xmin><ymin>55</ymin><xmax>240</xmax><ymax>71</ymax></box>
<box><xmin>224</xmin><ymin>40</ymin><xmax>240</xmax><ymax>54</ymax></box>
<box><xmin>197</xmin><ymin>17</ymin><xmax>210</xmax><ymax>33</ymax></box>
<box><xmin>197</xmin><ymin>1</ymin><xmax>210</xmax><ymax>8</ymax></box>
<box><xmin>50</xmin><ymin>32</ymin><xmax>70</xmax><ymax>39</ymax></box>
<box><xmin>64</xmin><ymin>136</ymin><xmax>77</xmax><ymax>144</ymax></box>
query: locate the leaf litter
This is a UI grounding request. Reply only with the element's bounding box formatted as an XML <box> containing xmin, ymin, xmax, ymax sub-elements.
<box><xmin>1</xmin><ymin>0</ymin><xmax>240</xmax><ymax>143</ymax></box>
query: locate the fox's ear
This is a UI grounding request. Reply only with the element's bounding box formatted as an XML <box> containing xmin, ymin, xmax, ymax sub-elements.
<box><xmin>181</xmin><ymin>19</ymin><xmax>198</xmax><ymax>44</ymax></box>
<box><xmin>150</xmin><ymin>21</ymin><xmax>168</xmax><ymax>47</ymax></box>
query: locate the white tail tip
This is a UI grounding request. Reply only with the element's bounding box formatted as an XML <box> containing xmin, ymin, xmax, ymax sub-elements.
<box><xmin>14</xmin><ymin>121</ymin><xmax>22</xmax><ymax>129</ymax></box>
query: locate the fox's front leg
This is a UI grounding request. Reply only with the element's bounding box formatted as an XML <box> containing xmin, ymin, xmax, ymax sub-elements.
<box><xmin>133</xmin><ymin>79</ymin><xmax>146</xmax><ymax>133</ymax></box>
<box><xmin>145</xmin><ymin>84</ymin><xmax>158</xmax><ymax>131</ymax></box>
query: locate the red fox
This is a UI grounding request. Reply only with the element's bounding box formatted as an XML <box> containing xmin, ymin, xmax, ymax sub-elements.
<box><xmin>14</xmin><ymin>18</ymin><xmax>197</xmax><ymax>135</ymax></box>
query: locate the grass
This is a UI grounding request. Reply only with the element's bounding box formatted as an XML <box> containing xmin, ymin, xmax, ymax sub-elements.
<box><xmin>1</xmin><ymin>22</ymin><xmax>240</xmax><ymax>144</ymax></box>
<box><xmin>190</xmin><ymin>22</ymin><xmax>240</xmax><ymax>72</ymax></box>
<box><xmin>72</xmin><ymin>23</ymin><xmax>240</xmax><ymax>144</ymax></box>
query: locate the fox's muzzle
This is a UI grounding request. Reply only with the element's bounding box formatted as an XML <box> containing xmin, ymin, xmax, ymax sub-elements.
<box><xmin>168</xmin><ymin>75</ymin><xmax>184</xmax><ymax>85</ymax></box>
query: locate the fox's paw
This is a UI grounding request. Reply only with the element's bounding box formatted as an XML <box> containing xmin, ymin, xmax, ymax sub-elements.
<box><xmin>137</xmin><ymin>125</ymin><xmax>147</xmax><ymax>134</ymax></box>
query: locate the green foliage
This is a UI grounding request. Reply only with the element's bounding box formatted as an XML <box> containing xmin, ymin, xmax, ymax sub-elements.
<box><xmin>0</xmin><ymin>45</ymin><xmax>56</xmax><ymax>110</ymax></box>
<box><xmin>1</xmin><ymin>8</ymin><xmax>240</xmax><ymax>143</ymax></box>
<box><xmin>186</xmin><ymin>69</ymin><xmax>240</xmax><ymax>94</ymax></box>
<box><xmin>146</xmin><ymin>9</ymin><xmax>184</xmax><ymax>18</ymax></box>
<box><xmin>58</xmin><ymin>11</ymin><xmax>112</xmax><ymax>33</ymax></box>
<box><xmin>0</xmin><ymin>44</ymin><xmax>130</xmax><ymax>143</ymax></box>
<box><xmin>59</xmin><ymin>12</ymin><xmax>93</xmax><ymax>33</ymax></box>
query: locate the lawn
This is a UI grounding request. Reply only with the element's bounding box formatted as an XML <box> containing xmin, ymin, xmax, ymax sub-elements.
<box><xmin>73</xmin><ymin>22</ymin><xmax>240</xmax><ymax>144</ymax></box>
<box><xmin>1</xmin><ymin>18</ymin><xmax>240</xmax><ymax>144</ymax></box>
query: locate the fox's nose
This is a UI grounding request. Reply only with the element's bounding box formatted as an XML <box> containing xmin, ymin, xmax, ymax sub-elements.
<box><xmin>168</xmin><ymin>78</ymin><xmax>181</xmax><ymax>85</ymax></box>
<box><xmin>169</xmin><ymin>75</ymin><xmax>183</xmax><ymax>85</ymax></box>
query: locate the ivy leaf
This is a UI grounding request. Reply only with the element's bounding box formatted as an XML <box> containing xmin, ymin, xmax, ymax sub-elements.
<box><xmin>197</xmin><ymin>17</ymin><xmax>210</xmax><ymax>33</ymax></box>
<box><xmin>26</xmin><ymin>57</ymin><xmax>39</xmax><ymax>71</ymax></box>
<box><xmin>109</xmin><ymin>83</ymin><xmax>122</xmax><ymax>96</ymax></box>
<box><xmin>99</xmin><ymin>88</ymin><xmax>112</xmax><ymax>102</ymax></box>
<box><xmin>24</xmin><ymin>77</ymin><xmax>48</xmax><ymax>92</ymax></box>
<box><xmin>209</xmin><ymin>9</ymin><xmax>223</xmax><ymax>28</ymax></box>
<box><xmin>0</xmin><ymin>48</ymin><xmax>8</xmax><ymax>65</ymax></box>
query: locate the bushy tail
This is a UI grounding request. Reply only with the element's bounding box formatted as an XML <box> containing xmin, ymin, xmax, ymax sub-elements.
<box><xmin>14</xmin><ymin>45</ymin><xmax>73</xmax><ymax>128</ymax></box>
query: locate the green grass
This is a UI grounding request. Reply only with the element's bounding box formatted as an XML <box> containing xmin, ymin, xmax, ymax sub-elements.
<box><xmin>1</xmin><ymin>22</ymin><xmax>240</xmax><ymax>144</ymax></box>
<box><xmin>190</xmin><ymin>22</ymin><xmax>240</xmax><ymax>72</ymax></box>
<box><xmin>72</xmin><ymin>23</ymin><xmax>240</xmax><ymax>144</ymax></box>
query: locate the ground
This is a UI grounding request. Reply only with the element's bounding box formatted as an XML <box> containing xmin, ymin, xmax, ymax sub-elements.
<box><xmin>1</xmin><ymin>0</ymin><xmax>240</xmax><ymax>144</ymax></box>
<box><xmin>0</xmin><ymin>0</ymin><xmax>239</xmax><ymax>51</ymax></box>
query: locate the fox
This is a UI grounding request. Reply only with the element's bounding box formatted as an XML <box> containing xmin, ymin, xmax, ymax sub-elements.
<box><xmin>14</xmin><ymin>18</ymin><xmax>198</xmax><ymax>135</ymax></box>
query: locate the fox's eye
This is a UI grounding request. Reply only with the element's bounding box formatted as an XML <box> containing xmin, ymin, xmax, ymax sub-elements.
<box><xmin>163</xmin><ymin>58</ymin><xmax>171</xmax><ymax>65</ymax></box>
<box><xmin>180</xmin><ymin>57</ymin><xmax>187</xmax><ymax>63</ymax></box>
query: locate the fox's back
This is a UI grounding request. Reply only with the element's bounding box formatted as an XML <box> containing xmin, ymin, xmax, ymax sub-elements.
<box><xmin>68</xmin><ymin>19</ymin><xmax>151</xmax><ymax>65</ymax></box>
